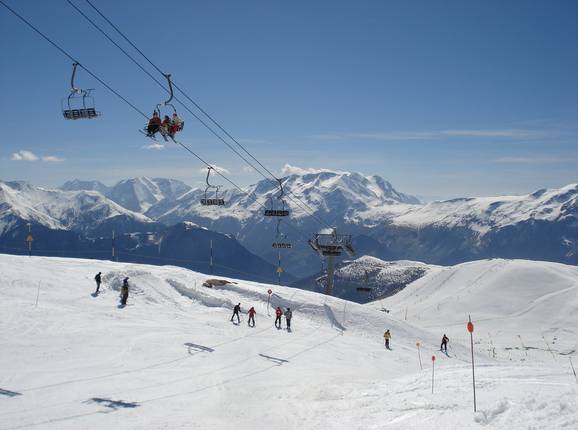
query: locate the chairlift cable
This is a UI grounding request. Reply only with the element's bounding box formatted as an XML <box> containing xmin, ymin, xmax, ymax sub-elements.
<box><xmin>79</xmin><ymin>0</ymin><xmax>332</xmax><ymax>229</ymax></box>
<box><xmin>0</xmin><ymin>0</ymin><xmax>312</xmax><ymax>245</ymax></box>
<box><xmin>0</xmin><ymin>0</ymin><xmax>148</xmax><ymax>120</ymax></box>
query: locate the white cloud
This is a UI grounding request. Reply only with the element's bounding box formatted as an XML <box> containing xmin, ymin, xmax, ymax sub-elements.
<box><xmin>198</xmin><ymin>165</ymin><xmax>230</xmax><ymax>175</ymax></box>
<box><xmin>11</xmin><ymin>150</ymin><xmax>64</xmax><ymax>162</ymax></box>
<box><xmin>141</xmin><ymin>143</ymin><xmax>165</xmax><ymax>150</ymax></box>
<box><xmin>308</xmin><ymin>128</ymin><xmax>548</xmax><ymax>142</ymax></box>
<box><xmin>242</xmin><ymin>166</ymin><xmax>255</xmax><ymax>173</ymax></box>
<box><xmin>493</xmin><ymin>156</ymin><xmax>574</xmax><ymax>164</ymax></box>
<box><xmin>42</xmin><ymin>156</ymin><xmax>65</xmax><ymax>162</ymax></box>
<box><xmin>11</xmin><ymin>150</ymin><xmax>39</xmax><ymax>161</ymax></box>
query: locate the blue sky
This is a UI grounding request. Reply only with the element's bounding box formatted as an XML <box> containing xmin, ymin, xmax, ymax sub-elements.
<box><xmin>1</xmin><ymin>0</ymin><xmax>576</xmax><ymax>199</ymax></box>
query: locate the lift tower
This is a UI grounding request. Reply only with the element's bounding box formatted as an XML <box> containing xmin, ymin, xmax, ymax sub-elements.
<box><xmin>309</xmin><ymin>228</ymin><xmax>354</xmax><ymax>296</ymax></box>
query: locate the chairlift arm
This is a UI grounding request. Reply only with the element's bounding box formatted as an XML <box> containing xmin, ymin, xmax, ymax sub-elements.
<box><xmin>162</xmin><ymin>73</ymin><xmax>174</xmax><ymax>106</ymax></box>
<box><xmin>70</xmin><ymin>62</ymin><xmax>80</xmax><ymax>93</ymax></box>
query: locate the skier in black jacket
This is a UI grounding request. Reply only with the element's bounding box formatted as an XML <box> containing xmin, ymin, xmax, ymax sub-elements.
<box><xmin>94</xmin><ymin>272</ymin><xmax>102</xmax><ymax>294</ymax></box>
<box><xmin>120</xmin><ymin>277</ymin><xmax>129</xmax><ymax>306</ymax></box>
<box><xmin>441</xmin><ymin>334</ymin><xmax>449</xmax><ymax>353</ymax></box>
<box><xmin>230</xmin><ymin>303</ymin><xmax>241</xmax><ymax>323</ymax></box>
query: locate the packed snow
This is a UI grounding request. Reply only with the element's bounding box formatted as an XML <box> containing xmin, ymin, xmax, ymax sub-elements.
<box><xmin>0</xmin><ymin>254</ymin><xmax>576</xmax><ymax>429</ymax></box>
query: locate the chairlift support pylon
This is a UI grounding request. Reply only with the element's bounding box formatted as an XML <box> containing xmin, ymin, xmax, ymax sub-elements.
<box><xmin>309</xmin><ymin>228</ymin><xmax>354</xmax><ymax>295</ymax></box>
<box><xmin>200</xmin><ymin>166</ymin><xmax>225</xmax><ymax>206</ymax></box>
<box><xmin>62</xmin><ymin>62</ymin><xmax>100</xmax><ymax>120</ymax></box>
<box><xmin>264</xmin><ymin>179</ymin><xmax>289</xmax><ymax>217</ymax></box>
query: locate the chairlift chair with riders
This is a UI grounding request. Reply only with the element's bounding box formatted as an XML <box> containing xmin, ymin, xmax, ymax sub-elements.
<box><xmin>61</xmin><ymin>62</ymin><xmax>101</xmax><ymax>120</ymax></box>
<box><xmin>200</xmin><ymin>166</ymin><xmax>225</xmax><ymax>206</ymax></box>
<box><xmin>264</xmin><ymin>179</ymin><xmax>289</xmax><ymax>217</ymax></box>
<box><xmin>142</xmin><ymin>73</ymin><xmax>184</xmax><ymax>141</ymax></box>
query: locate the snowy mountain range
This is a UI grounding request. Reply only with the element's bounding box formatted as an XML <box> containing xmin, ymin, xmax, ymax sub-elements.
<box><xmin>1</xmin><ymin>169</ymin><xmax>577</xmax><ymax>277</ymax></box>
<box><xmin>0</xmin><ymin>180</ymin><xmax>153</xmax><ymax>235</ymax></box>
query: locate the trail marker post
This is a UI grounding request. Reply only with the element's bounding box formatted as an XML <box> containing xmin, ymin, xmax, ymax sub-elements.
<box><xmin>25</xmin><ymin>223</ymin><xmax>33</xmax><ymax>257</ymax></box>
<box><xmin>467</xmin><ymin>315</ymin><xmax>477</xmax><ymax>412</ymax></box>
<box><xmin>570</xmin><ymin>357</ymin><xmax>578</xmax><ymax>384</ymax></box>
<box><xmin>431</xmin><ymin>355</ymin><xmax>436</xmax><ymax>394</ymax></box>
<box><xmin>267</xmin><ymin>288</ymin><xmax>272</xmax><ymax>314</ymax></box>
<box><xmin>416</xmin><ymin>341</ymin><xmax>423</xmax><ymax>370</ymax></box>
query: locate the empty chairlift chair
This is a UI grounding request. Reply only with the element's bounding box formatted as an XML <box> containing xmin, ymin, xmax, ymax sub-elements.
<box><xmin>62</xmin><ymin>63</ymin><xmax>101</xmax><ymax>120</ymax></box>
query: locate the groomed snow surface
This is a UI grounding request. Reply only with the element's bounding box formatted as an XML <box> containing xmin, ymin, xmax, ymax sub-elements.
<box><xmin>0</xmin><ymin>255</ymin><xmax>576</xmax><ymax>429</ymax></box>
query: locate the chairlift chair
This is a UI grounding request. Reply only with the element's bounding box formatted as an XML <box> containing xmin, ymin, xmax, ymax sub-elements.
<box><xmin>62</xmin><ymin>63</ymin><xmax>101</xmax><ymax>120</ymax></box>
<box><xmin>264</xmin><ymin>179</ymin><xmax>289</xmax><ymax>217</ymax></box>
<box><xmin>200</xmin><ymin>166</ymin><xmax>225</xmax><ymax>206</ymax></box>
<box><xmin>143</xmin><ymin>73</ymin><xmax>184</xmax><ymax>139</ymax></box>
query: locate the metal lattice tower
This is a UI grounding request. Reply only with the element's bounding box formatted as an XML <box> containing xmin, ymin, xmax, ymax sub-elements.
<box><xmin>308</xmin><ymin>228</ymin><xmax>354</xmax><ymax>295</ymax></box>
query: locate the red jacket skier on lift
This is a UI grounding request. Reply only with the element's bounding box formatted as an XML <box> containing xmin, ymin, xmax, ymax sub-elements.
<box><xmin>168</xmin><ymin>112</ymin><xmax>183</xmax><ymax>138</ymax></box>
<box><xmin>146</xmin><ymin>111</ymin><xmax>161</xmax><ymax>137</ymax></box>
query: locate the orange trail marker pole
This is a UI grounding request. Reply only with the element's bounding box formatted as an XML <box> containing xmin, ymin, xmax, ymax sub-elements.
<box><xmin>467</xmin><ymin>315</ymin><xmax>477</xmax><ymax>412</ymax></box>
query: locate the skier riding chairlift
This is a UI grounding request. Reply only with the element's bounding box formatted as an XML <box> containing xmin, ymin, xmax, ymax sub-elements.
<box><xmin>142</xmin><ymin>73</ymin><xmax>184</xmax><ymax>141</ymax></box>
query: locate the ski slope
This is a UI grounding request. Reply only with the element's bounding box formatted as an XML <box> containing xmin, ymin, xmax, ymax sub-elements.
<box><xmin>0</xmin><ymin>254</ymin><xmax>576</xmax><ymax>429</ymax></box>
<box><xmin>376</xmin><ymin>259</ymin><xmax>578</xmax><ymax>360</ymax></box>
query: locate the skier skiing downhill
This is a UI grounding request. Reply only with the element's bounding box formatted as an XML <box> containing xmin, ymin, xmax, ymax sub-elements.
<box><xmin>284</xmin><ymin>307</ymin><xmax>292</xmax><ymax>331</ymax></box>
<box><xmin>94</xmin><ymin>272</ymin><xmax>102</xmax><ymax>295</ymax></box>
<box><xmin>275</xmin><ymin>306</ymin><xmax>283</xmax><ymax>328</ymax></box>
<box><xmin>230</xmin><ymin>303</ymin><xmax>241</xmax><ymax>324</ymax></box>
<box><xmin>384</xmin><ymin>329</ymin><xmax>391</xmax><ymax>349</ymax></box>
<box><xmin>120</xmin><ymin>277</ymin><xmax>129</xmax><ymax>307</ymax></box>
<box><xmin>247</xmin><ymin>306</ymin><xmax>256</xmax><ymax>327</ymax></box>
<box><xmin>441</xmin><ymin>334</ymin><xmax>449</xmax><ymax>353</ymax></box>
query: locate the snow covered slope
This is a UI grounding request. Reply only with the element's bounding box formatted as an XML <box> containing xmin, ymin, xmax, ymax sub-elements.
<box><xmin>376</xmin><ymin>258</ymin><xmax>578</xmax><ymax>357</ymax></box>
<box><xmin>0</xmin><ymin>181</ymin><xmax>152</xmax><ymax>235</ymax></box>
<box><xmin>1</xmin><ymin>254</ymin><xmax>576</xmax><ymax>429</ymax></box>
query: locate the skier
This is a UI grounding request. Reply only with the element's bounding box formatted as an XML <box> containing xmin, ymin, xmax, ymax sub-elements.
<box><xmin>284</xmin><ymin>307</ymin><xmax>292</xmax><ymax>330</ymax></box>
<box><xmin>120</xmin><ymin>277</ymin><xmax>129</xmax><ymax>306</ymax></box>
<box><xmin>247</xmin><ymin>306</ymin><xmax>256</xmax><ymax>327</ymax></box>
<box><xmin>168</xmin><ymin>112</ymin><xmax>182</xmax><ymax>138</ymax></box>
<box><xmin>384</xmin><ymin>329</ymin><xmax>391</xmax><ymax>349</ymax></box>
<box><xmin>441</xmin><ymin>334</ymin><xmax>449</xmax><ymax>353</ymax></box>
<box><xmin>230</xmin><ymin>303</ymin><xmax>241</xmax><ymax>323</ymax></box>
<box><xmin>146</xmin><ymin>111</ymin><xmax>161</xmax><ymax>137</ymax></box>
<box><xmin>94</xmin><ymin>272</ymin><xmax>102</xmax><ymax>294</ymax></box>
<box><xmin>161</xmin><ymin>115</ymin><xmax>171</xmax><ymax>134</ymax></box>
<box><xmin>274</xmin><ymin>306</ymin><xmax>283</xmax><ymax>328</ymax></box>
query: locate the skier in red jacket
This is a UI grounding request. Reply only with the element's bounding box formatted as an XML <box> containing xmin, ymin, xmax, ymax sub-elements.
<box><xmin>274</xmin><ymin>306</ymin><xmax>283</xmax><ymax>329</ymax></box>
<box><xmin>248</xmin><ymin>306</ymin><xmax>256</xmax><ymax>327</ymax></box>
